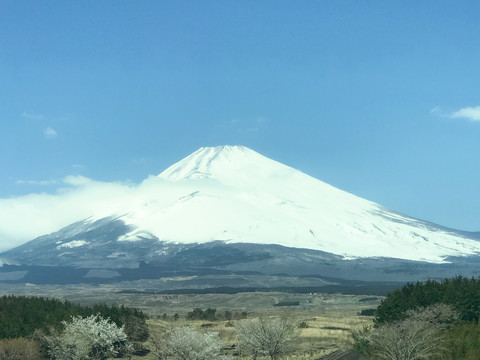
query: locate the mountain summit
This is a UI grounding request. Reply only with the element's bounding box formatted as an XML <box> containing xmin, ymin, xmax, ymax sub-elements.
<box><xmin>149</xmin><ymin>145</ymin><xmax>480</xmax><ymax>263</ymax></box>
<box><xmin>158</xmin><ymin>145</ymin><xmax>297</xmax><ymax>186</ymax></box>
<box><xmin>2</xmin><ymin>145</ymin><xmax>480</xmax><ymax>277</ymax></box>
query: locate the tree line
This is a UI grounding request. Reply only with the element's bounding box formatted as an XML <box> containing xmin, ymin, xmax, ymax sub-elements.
<box><xmin>0</xmin><ymin>295</ymin><xmax>148</xmax><ymax>341</ymax></box>
<box><xmin>374</xmin><ymin>276</ymin><xmax>480</xmax><ymax>324</ymax></box>
<box><xmin>354</xmin><ymin>275</ymin><xmax>480</xmax><ymax>360</ymax></box>
<box><xmin>186</xmin><ymin>308</ymin><xmax>247</xmax><ymax>321</ymax></box>
<box><xmin>0</xmin><ymin>295</ymin><xmax>149</xmax><ymax>359</ymax></box>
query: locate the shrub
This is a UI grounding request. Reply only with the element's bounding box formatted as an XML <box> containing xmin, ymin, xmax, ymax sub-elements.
<box><xmin>354</xmin><ymin>304</ymin><xmax>458</xmax><ymax>360</ymax></box>
<box><xmin>441</xmin><ymin>321</ymin><xmax>480</xmax><ymax>360</ymax></box>
<box><xmin>298</xmin><ymin>321</ymin><xmax>309</xmax><ymax>328</ymax></box>
<box><xmin>235</xmin><ymin>317</ymin><xmax>296</xmax><ymax>360</ymax></box>
<box><xmin>45</xmin><ymin>314</ymin><xmax>128</xmax><ymax>360</ymax></box>
<box><xmin>360</xmin><ymin>308</ymin><xmax>376</xmax><ymax>316</ymax></box>
<box><xmin>151</xmin><ymin>326</ymin><xmax>232</xmax><ymax>360</ymax></box>
<box><xmin>187</xmin><ymin>308</ymin><xmax>217</xmax><ymax>321</ymax></box>
<box><xmin>0</xmin><ymin>337</ymin><xmax>43</xmax><ymax>360</ymax></box>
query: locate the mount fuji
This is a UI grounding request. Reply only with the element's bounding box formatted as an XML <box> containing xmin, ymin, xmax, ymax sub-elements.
<box><xmin>1</xmin><ymin>145</ymin><xmax>479</xmax><ymax>285</ymax></box>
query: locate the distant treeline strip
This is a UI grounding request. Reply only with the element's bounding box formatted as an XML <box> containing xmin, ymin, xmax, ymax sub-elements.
<box><xmin>117</xmin><ymin>283</ymin><xmax>404</xmax><ymax>296</ymax></box>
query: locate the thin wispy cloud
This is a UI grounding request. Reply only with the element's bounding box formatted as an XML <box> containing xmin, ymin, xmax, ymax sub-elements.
<box><xmin>72</xmin><ymin>164</ymin><xmax>87</xmax><ymax>171</ymax></box>
<box><xmin>246</xmin><ymin>117</ymin><xmax>268</xmax><ymax>133</ymax></box>
<box><xmin>450</xmin><ymin>106</ymin><xmax>480</xmax><ymax>122</ymax></box>
<box><xmin>429</xmin><ymin>107</ymin><xmax>446</xmax><ymax>117</ymax></box>
<box><xmin>16</xmin><ymin>179</ymin><xmax>58</xmax><ymax>186</ymax></box>
<box><xmin>21</xmin><ymin>112</ymin><xmax>66</xmax><ymax>139</ymax></box>
<box><xmin>44</xmin><ymin>126</ymin><xmax>58</xmax><ymax>139</ymax></box>
<box><xmin>21</xmin><ymin>111</ymin><xmax>46</xmax><ymax>121</ymax></box>
<box><xmin>220</xmin><ymin>116</ymin><xmax>268</xmax><ymax>134</ymax></box>
<box><xmin>131</xmin><ymin>157</ymin><xmax>148</xmax><ymax>165</ymax></box>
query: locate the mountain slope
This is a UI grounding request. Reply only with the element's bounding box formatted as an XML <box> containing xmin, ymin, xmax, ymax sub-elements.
<box><xmin>117</xmin><ymin>145</ymin><xmax>480</xmax><ymax>263</ymax></box>
<box><xmin>2</xmin><ymin>145</ymin><xmax>480</xmax><ymax>271</ymax></box>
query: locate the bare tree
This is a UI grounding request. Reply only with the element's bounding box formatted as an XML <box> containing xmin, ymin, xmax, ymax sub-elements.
<box><xmin>405</xmin><ymin>303</ymin><xmax>458</xmax><ymax>329</ymax></box>
<box><xmin>151</xmin><ymin>325</ymin><xmax>232</xmax><ymax>360</ymax></box>
<box><xmin>235</xmin><ymin>317</ymin><xmax>295</xmax><ymax>360</ymax></box>
<box><xmin>353</xmin><ymin>304</ymin><xmax>458</xmax><ymax>360</ymax></box>
<box><xmin>368</xmin><ymin>318</ymin><xmax>443</xmax><ymax>360</ymax></box>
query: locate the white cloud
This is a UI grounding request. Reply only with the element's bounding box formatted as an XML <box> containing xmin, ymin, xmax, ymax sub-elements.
<box><xmin>449</xmin><ymin>106</ymin><xmax>480</xmax><ymax>122</ymax></box>
<box><xmin>63</xmin><ymin>175</ymin><xmax>94</xmax><ymax>187</ymax></box>
<box><xmin>44</xmin><ymin>126</ymin><xmax>57</xmax><ymax>139</ymax></box>
<box><xmin>0</xmin><ymin>176</ymin><xmax>136</xmax><ymax>251</ymax></box>
<box><xmin>0</xmin><ymin>175</ymin><xmax>179</xmax><ymax>251</ymax></box>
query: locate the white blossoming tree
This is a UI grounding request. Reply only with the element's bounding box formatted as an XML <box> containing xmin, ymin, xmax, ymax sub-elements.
<box><xmin>47</xmin><ymin>314</ymin><xmax>128</xmax><ymax>360</ymax></box>
<box><xmin>151</xmin><ymin>325</ymin><xmax>232</xmax><ymax>360</ymax></box>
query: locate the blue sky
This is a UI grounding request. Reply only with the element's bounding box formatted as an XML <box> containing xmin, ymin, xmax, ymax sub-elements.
<box><xmin>1</xmin><ymin>1</ymin><xmax>479</xmax><ymax>248</ymax></box>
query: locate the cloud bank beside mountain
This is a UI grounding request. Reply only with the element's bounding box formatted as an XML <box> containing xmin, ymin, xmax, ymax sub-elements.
<box><xmin>0</xmin><ymin>175</ymin><xmax>172</xmax><ymax>251</ymax></box>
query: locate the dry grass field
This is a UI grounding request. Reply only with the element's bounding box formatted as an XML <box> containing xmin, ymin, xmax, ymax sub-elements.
<box><xmin>129</xmin><ymin>292</ymin><xmax>380</xmax><ymax>359</ymax></box>
<box><xmin>138</xmin><ymin>302</ymin><xmax>375</xmax><ymax>359</ymax></box>
<box><xmin>0</xmin><ymin>283</ymin><xmax>382</xmax><ymax>359</ymax></box>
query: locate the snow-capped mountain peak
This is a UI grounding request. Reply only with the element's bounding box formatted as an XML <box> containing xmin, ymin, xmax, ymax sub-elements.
<box><xmin>3</xmin><ymin>145</ymin><xmax>480</xmax><ymax>268</ymax></box>
<box><xmin>158</xmin><ymin>145</ymin><xmax>296</xmax><ymax>185</ymax></box>
<box><xmin>103</xmin><ymin>145</ymin><xmax>480</xmax><ymax>263</ymax></box>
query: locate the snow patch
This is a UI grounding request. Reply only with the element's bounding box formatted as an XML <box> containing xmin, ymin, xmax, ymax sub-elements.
<box><xmin>117</xmin><ymin>231</ymin><xmax>157</xmax><ymax>242</ymax></box>
<box><xmin>0</xmin><ymin>258</ymin><xmax>10</xmax><ymax>267</ymax></box>
<box><xmin>56</xmin><ymin>240</ymin><xmax>87</xmax><ymax>249</ymax></box>
<box><xmin>107</xmin><ymin>252</ymin><xmax>128</xmax><ymax>258</ymax></box>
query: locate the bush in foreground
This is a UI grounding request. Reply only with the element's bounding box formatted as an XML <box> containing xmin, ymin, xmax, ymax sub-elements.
<box><xmin>151</xmin><ymin>325</ymin><xmax>232</xmax><ymax>360</ymax></box>
<box><xmin>44</xmin><ymin>314</ymin><xmax>129</xmax><ymax>360</ymax></box>
<box><xmin>353</xmin><ymin>304</ymin><xmax>458</xmax><ymax>360</ymax></box>
<box><xmin>0</xmin><ymin>337</ymin><xmax>43</xmax><ymax>360</ymax></box>
<box><xmin>235</xmin><ymin>317</ymin><xmax>296</xmax><ymax>360</ymax></box>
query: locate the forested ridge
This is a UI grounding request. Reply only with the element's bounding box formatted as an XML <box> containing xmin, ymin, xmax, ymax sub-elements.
<box><xmin>375</xmin><ymin>276</ymin><xmax>480</xmax><ymax>325</ymax></box>
<box><xmin>353</xmin><ymin>276</ymin><xmax>480</xmax><ymax>360</ymax></box>
<box><xmin>0</xmin><ymin>295</ymin><xmax>148</xmax><ymax>341</ymax></box>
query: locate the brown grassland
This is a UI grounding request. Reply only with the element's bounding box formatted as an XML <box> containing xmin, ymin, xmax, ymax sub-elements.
<box><xmin>138</xmin><ymin>292</ymin><xmax>379</xmax><ymax>359</ymax></box>
<box><xmin>0</xmin><ymin>283</ymin><xmax>381</xmax><ymax>359</ymax></box>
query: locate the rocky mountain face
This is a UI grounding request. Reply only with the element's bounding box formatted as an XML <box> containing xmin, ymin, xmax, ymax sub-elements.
<box><xmin>1</xmin><ymin>145</ymin><xmax>479</xmax><ymax>286</ymax></box>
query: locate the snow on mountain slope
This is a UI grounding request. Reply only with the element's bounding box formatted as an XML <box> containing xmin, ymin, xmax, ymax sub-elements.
<box><xmin>159</xmin><ymin>145</ymin><xmax>298</xmax><ymax>185</ymax></box>
<box><xmin>109</xmin><ymin>145</ymin><xmax>480</xmax><ymax>263</ymax></box>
